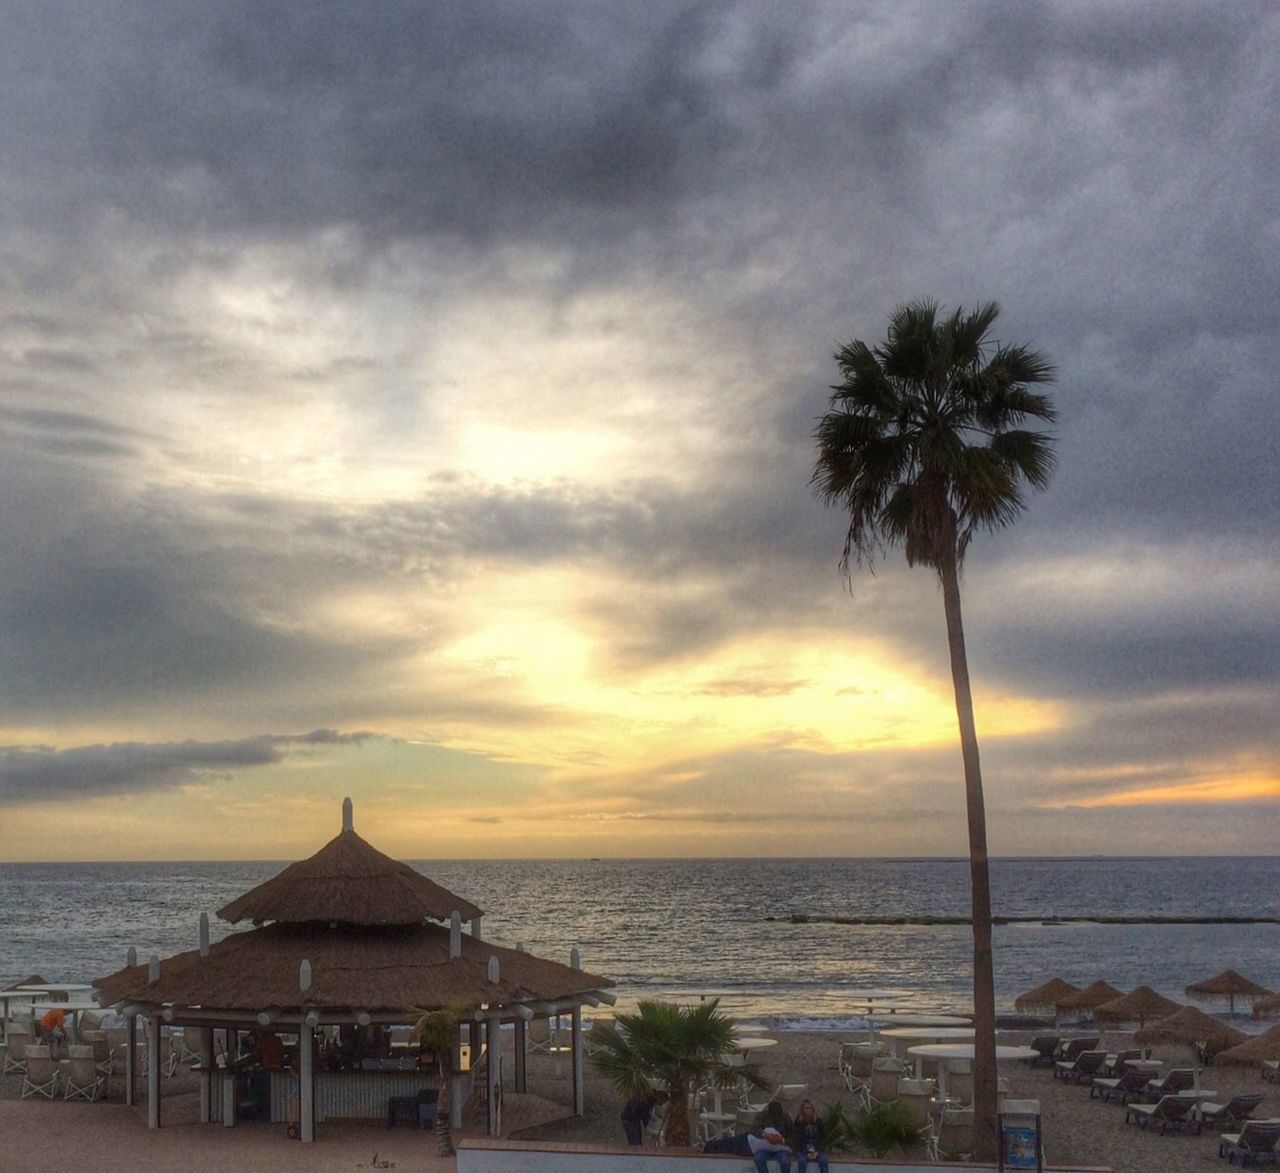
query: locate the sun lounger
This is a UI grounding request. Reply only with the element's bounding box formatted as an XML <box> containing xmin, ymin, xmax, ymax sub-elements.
<box><xmin>1143</xmin><ymin>1067</ymin><xmax>1197</xmax><ymax>1100</ymax></box>
<box><xmin>1199</xmin><ymin>1094</ymin><xmax>1266</xmax><ymax>1130</ymax></box>
<box><xmin>1091</xmin><ymin>1065</ymin><xmax>1150</xmax><ymax>1104</ymax></box>
<box><xmin>1218</xmin><ymin>1118</ymin><xmax>1280</xmax><ymax>1165</ymax></box>
<box><xmin>1055</xmin><ymin>1036</ymin><xmax>1100</xmax><ymax>1063</ymax></box>
<box><xmin>1124</xmin><ymin>1093</ymin><xmax>1201</xmax><ymax>1134</ymax></box>
<box><xmin>1027</xmin><ymin>1035</ymin><xmax>1059</xmax><ymax>1066</ymax></box>
<box><xmin>1055</xmin><ymin>1049</ymin><xmax>1106</xmax><ymax>1084</ymax></box>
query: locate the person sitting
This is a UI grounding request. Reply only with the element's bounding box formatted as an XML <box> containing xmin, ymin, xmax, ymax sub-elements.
<box><xmin>788</xmin><ymin>1099</ymin><xmax>830</xmax><ymax>1173</ymax></box>
<box><xmin>748</xmin><ymin>1100</ymin><xmax>792</xmax><ymax>1172</ymax></box>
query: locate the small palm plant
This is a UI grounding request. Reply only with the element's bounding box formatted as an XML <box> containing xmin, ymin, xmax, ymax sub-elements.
<box><xmin>590</xmin><ymin>999</ymin><xmax>760</xmax><ymax>1148</ymax></box>
<box><xmin>411</xmin><ymin>1003</ymin><xmax>466</xmax><ymax>1155</ymax></box>
<box><xmin>849</xmin><ymin>1100</ymin><xmax>924</xmax><ymax>1158</ymax></box>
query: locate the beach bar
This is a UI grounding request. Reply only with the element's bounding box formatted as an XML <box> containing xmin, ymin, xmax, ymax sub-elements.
<box><xmin>94</xmin><ymin>799</ymin><xmax>614</xmax><ymax>1143</ymax></box>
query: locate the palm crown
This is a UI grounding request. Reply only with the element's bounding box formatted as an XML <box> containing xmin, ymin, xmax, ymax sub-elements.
<box><xmin>813</xmin><ymin>299</ymin><xmax>1056</xmax><ymax>573</ymax></box>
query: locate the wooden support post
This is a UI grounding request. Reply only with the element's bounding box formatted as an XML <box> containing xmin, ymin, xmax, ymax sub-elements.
<box><xmin>571</xmin><ymin>1006</ymin><xmax>584</xmax><ymax>1116</ymax></box>
<box><xmin>125</xmin><ymin>1015</ymin><xmax>137</xmax><ymax>1106</ymax></box>
<box><xmin>513</xmin><ymin>1017</ymin><xmax>527</xmax><ymax>1093</ymax></box>
<box><xmin>198</xmin><ymin>1028</ymin><xmax>213</xmax><ymax>1123</ymax></box>
<box><xmin>486</xmin><ymin>1014</ymin><xmax>502</xmax><ymax>1136</ymax></box>
<box><xmin>147</xmin><ymin>1019</ymin><xmax>161</xmax><ymax>1129</ymax></box>
<box><xmin>300</xmin><ymin>1022</ymin><xmax>315</xmax><ymax>1142</ymax></box>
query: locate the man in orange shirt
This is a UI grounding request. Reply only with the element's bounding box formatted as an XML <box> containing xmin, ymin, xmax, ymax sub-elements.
<box><xmin>40</xmin><ymin>1007</ymin><xmax>67</xmax><ymax>1054</ymax></box>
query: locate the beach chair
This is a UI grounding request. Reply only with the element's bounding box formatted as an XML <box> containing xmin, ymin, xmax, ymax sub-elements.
<box><xmin>1198</xmin><ymin>1093</ymin><xmax>1265</xmax><ymax>1130</ymax></box>
<box><xmin>20</xmin><ymin>1044</ymin><xmax>60</xmax><ymax>1099</ymax></box>
<box><xmin>1143</xmin><ymin>1067</ymin><xmax>1196</xmax><ymax>1101</ymax></box>
<box><xmin>1123</xmin><ymin>1093</ymin><xmax>1201</xmax><ymax>1134</ymax></box>
<box><xmin>2</xmin><ymin>1024</ymin><xmax>32</xmax><ymax>1075</ymax></box>
<box><xmin>1055</xmin><ymin>1036</ymin><xmax>1099</xmax><ymax>1063</ymax></box>
<box><xmin>81</xmin><ymin>1029</ymin><xmax>115</xmax><ymax>1076</ymax></box>
<box><xmin>1027</xmin><ymin>1035</ymin><xmax>1059</xmax><ymax>1066</ymax></box>
<box><xmin>172</xmin><ymin>1026</ymin><xmax>203</xmax><ymax>1067</ymax></box>
<box><xmin>1091</xmin><ymin>1065</ymin><xmax>1150</xmax><ymax>1104</ymax></box>
<box><xmin>1103</xmin><ymin>1048</ymin><xmax>1145</xmax><ymax>1077</ymax></box>
<box><xmin>63</xmin><ymin>1045</ymin><xmax>106</xmax><ymax>1102</ymax></box>
<box><xmin>869</xmin><ymin>1056</ymin><xmax>906</xmax><ymax>1104</ymax></box>
<box><xmin>1055</xmin><ymin>1048</ymin><xmax>1106</xmax><ymax>1084</ymax></box>
<box><xmin>1218</xmin><ymin>1119</ymin><xmax>1280</xmax><ymax>1165</ymax></box>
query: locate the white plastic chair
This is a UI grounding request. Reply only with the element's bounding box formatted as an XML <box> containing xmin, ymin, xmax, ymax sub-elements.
<box><xmin>20</xmin><ymin>1043</ymin><xmax>59</xmax><ymax>1099</ymax></box>
<box><xmin>64</xmin><ymin>1045</ymin><xmax>106</xmax><ymax>1102</ymax></box>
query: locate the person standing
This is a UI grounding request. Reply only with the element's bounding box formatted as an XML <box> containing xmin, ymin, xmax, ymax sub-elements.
<box><xmin>789</xmin><ymin>1099</ymin><xmax>830</xmax><ymax>1173</ymax></box>
<box><xmin>620</xmin><ymin>1091</ymin><xmax>657</xmax><ymax>1145</ymax></box>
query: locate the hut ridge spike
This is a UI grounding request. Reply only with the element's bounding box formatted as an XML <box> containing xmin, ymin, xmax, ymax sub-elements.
<box><xmin>342</xmin><ymin>796</ymin><xmax>354</xmax><ymax>832</ymax></box>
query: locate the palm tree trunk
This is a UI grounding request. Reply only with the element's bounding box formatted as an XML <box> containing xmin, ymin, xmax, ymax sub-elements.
<box><xmin>665</xmin><ymin>1091</ymin><xmax>691</xmax><ymax>1147</ymax></box>
<box><xmin>938</xmin><ymin>551</ymin><xmax>998</xmax><ymax>1163</ymax></box>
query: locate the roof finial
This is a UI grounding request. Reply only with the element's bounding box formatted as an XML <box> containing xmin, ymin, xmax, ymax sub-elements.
<box><xmin>342</xmin><ymin>796</ymin><xmax>353</xmax><ymax>832</ymax></box>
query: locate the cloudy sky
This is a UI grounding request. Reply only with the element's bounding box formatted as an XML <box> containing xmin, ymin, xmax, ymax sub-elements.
<box><xmin>1</xmin><ymin>1</ymin><xmax>1276</xmax><ymax>861</ymax></box>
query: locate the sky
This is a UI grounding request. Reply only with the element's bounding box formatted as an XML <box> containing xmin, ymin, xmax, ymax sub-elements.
<box><xmin>0</xmin><ymin>1</ymin><xmax>1276</xmax><ymax>861</ymax></box>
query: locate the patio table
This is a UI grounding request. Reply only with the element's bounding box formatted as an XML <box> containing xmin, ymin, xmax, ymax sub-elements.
<box><xmin>906</xmin><ymin>1042</ymin><xmax>1039</xmax><ymax>1102</ymax></box>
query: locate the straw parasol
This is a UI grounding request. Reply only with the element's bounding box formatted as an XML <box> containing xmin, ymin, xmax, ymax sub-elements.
<box><xmin>1055</xmin><ymin>980</ymin><xmax>1125</xmax><ymax>1017</ymax></box>
<box><xmin>1253</xmin><ymin>994</ymin><xmax>1280</xmax><ymax>1019</ymax></box>
<box><xmin>1185</xmin><ymin>969</ymin><xmax>1274</xmax><ymax>1017</ymax></box>
<box><xmin>1212</xmin><ymin>1022</ymin><xmax>1280</xmax><ymax>1067</ymax></box>
<box><xmin>1014</xmin><ymin>977</ymin><xmax>1080</xmax><ymax>1014</ymax></box>
<box><xmin>17</xmin><ymin>974</ymin><xmax>48</xmax><ymax>987</ymax></box>
<box><xmin>1094</xmin><ymin>986</ymin><xmax>1182</xmax><ymax>1027</ymax></box>
<box><xmin>1133</xmin><ymin>1005</ymin><xmax>1248</xmax><ymax>1053</ymax></box>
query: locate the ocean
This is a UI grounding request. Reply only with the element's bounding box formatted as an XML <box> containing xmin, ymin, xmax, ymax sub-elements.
<box><xmin>3</xmin><ymin>857</ymin><xmax>1277</xmax><ymax>1025</ymax></box>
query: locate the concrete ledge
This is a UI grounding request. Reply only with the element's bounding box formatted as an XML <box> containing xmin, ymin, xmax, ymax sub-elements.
<box><xmin>455</xmin><ymin>1138</ymin><xmax>1112</xmax><ymax>1172</ymax></box>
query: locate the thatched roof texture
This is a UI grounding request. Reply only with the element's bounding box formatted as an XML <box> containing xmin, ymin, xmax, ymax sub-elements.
<box><xmin>1185</xmin><ymin>969</ymin><xmax>1273</xmax><ymax>1015</ymax></box>
<box><xmin>1213</xmin><ymin>1022</ymin><xmax>1280</xmax><ymax>1066</ymax></box>
<box><xmin>217</xmin><ymin>799</ymin><xmax>482</xmax><ymax>926</ymax></box>
<box><xmin>1094</xmin><ymin>986</ymin><xmax>1182</xmax><ymax>1026</ymax></box>
<box><xmin>95</xmin><ymin>921</ymin><xmax>611</xmax><ymax>1014</ymax></box>
<box><xmin>1253</xmin><ymin>994</ymin><xmax>1280</xmax><ymax>1019</ymax></box>
<box><xmin>1133</xmin><ymin>1006</ymin><xmax>1248</xmax><ymax>1052</ymax></box>
<box><xmin>1055</xmin><ymin>980</ymin><xmax>1125</xmax><ymax>1014</ymax></box>
<box><xmin>1014</xmin><ymin>977</ymin><xmax>1080</xmax><ymax>1013</ymax></box>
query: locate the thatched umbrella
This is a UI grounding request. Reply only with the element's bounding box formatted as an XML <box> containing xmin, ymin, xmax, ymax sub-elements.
<box><xmin>1185</xmin><ymin>969</ymin><xmax>1274</xmax><ymax>1017</ymax></box>
<box><xmin>1213</xmin><ymin>1022</ymin><xmax>1280</xmax><ymax>1067</ymax></box>
<box><xmin>1014</xmin><ymin>977</ymin><xmax>1080</xmax><ymax>1014</ymax></box>
<box><xmin>1133</xmin><ymin>1005</ymin><xmax>1248</xmax><ymax>1054</ymax></box>
<box><xmin>1055</xmin><ymin>980</ymin><xmax>1125</xmax><ymax>1018</ymax></box>
<box><xmin>18</xmin><ymin>974</ymin><xmax>48</xmax><ymax>986</ymax></box>
<box><xmin>1253</xmin><ymin>994</ymin><xmax>1280</xmax><ymax>1019</ymax></box>
<box><xmin>1094</xmin><ymin>986</ymin><xmax>1182</xmax><ymax>1027</ymax></box>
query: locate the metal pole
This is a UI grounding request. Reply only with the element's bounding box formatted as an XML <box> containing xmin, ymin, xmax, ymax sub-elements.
<box><xmin>147</xmin><ymin>1019</ymin><xmax>161</xmax><ymax>1129</ymax></box>
<box><xmin>300</xmin><ymin>1022</ymin><xmax>315</xmax><ymax>1142</ymax></box>
<box><xmin>126</xmin><ymin>1015</ymin><xmax>137</xmax><ymax>1106</ymax></box>
<box><xmin>571</xmin><ymin>1006</ymin><xmax>584</xmax><ymax>1116</ymax></box>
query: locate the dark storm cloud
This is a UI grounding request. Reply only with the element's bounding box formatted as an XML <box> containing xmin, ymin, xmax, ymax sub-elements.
<box><xmin>0</xmin><ymin>0</ymin><xmax>1275</xmax><ymax>838</ymax></box>
<box><xmin>0</xmin><ymin>730</ymin><xmax>377</xmax><ymax>802</ymax></box>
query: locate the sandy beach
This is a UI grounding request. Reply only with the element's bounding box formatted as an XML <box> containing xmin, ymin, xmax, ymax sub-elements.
<box><xmin>2</xmin><ymin>1028</ymin><xmax>1275</xmax><ymax>1171</ymax></box>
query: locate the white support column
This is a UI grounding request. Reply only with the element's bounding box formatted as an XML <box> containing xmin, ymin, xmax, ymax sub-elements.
<box><xmin>125</xmin><ymin>1015</ymin><xmax>137</xmax><ymax>1106</ymax></box>
<box><xmin>300</xmin><ymin>1023</ymin><xmax>315</xmax><ymax>1142</ymax></box>
<box><xmin>197</xmin><ymin>1028</ymin><xmax>213</xmax><ymax>1123</ymax></box>
<box><xmin>147</xmin><ymin>1019</ymin><xmax>161</xmax><ymax>1129</ymax></box>
<box><xmin>486</xmin><ymin>1013</ymin><xmax>503</xmax><ymax>1136</ymax></box>
<box><xmin>571</xmin><ymin>1006</ymin><xmax>584</xmax><ymax>1116</ymax></box>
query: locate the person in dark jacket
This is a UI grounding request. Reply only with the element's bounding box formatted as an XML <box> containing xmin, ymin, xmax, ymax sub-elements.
<box><xmin>749</xmin><ymin>1100</ymin><xmax>792</xmax><ymax>1172</ymax></box>
<box><xmin>620</xmin><ymin>1091</ymin><xmax>657</xmax><ymax>1145</ymax></box>
<box><xmin>788</xmin><ymin>1099</ymin><xmax>829</xmax><ymax>1173</ymax></box>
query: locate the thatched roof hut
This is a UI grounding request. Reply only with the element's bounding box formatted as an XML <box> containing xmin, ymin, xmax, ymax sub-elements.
<box><xmin>1094</xmin><ymin>986</ymin><xmax>1182</xmax><ymax>1027</ymax></box>
<box><xmin>1055</xmin><ymin>980</ymin><xmax>1125</xmax><ymax>1016</ymax></box>
<box><xmin>1014</xmin><ymin>977</ymin><xmax>1079</xmax><ymax>1013</ymax></box>
<box><xmin>1133</xmin><ymin>1005</ymin><xmax>1248</xmax><ymax>1053</ymax></box>
<box><xmin>94</xmin><ymin>798</ymin><xmax>615</xmax><ymax>1144</ymax></box>
<box><xmin>1213</xmin><ymin>1022</ymin><xmax>1280</xmax><ymax>1066</ymax></box>
<box><xmin>1185</xmin><ymin>969</ymin><xmax>1274</xmax><ymax>1016</ymax></box>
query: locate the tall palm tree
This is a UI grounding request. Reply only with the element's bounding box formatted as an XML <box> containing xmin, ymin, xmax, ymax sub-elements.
<box><xmin>590</xmin><ymin>999</ymin><xmax>760</xmax><ymax>1148</ymax></box>
<box><xmin>812</xmin><ymin>299</ymin><xmax>1056</xmax><ymax>1160</ymax></box>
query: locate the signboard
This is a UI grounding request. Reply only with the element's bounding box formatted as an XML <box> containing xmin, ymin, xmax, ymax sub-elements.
<box><xmin>999</xmin><ymin>1099</ymin><xmax>1042</xmax><ymax>1172</ymax></box>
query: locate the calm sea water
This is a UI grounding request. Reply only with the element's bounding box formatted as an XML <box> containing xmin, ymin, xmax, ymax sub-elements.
<box><xmin>3</xmin><ymin>857</ymin><xmax>1277</xmax><ymax>1024</ymax></box>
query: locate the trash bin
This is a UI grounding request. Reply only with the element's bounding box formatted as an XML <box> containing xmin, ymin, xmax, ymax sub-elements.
<box><xmin>999</xmin><ymin>1098</ymin><xmax>1042</xmax><ymax>1171</ymax></box>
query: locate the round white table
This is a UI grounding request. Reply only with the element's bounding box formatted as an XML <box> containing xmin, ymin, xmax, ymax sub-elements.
<box><xmin>880</xmin><ymin>1026</ymin><xmax>975</xmax><ymax>1057</ymax></box>
<box><xmin>735</xmin><ymin>1036</ymin><xmax>777</xmax><ymax>1056</ymax></box>
<box><xmin>907</xmin><ymin>1043</ymin><xmax>1039</xmax><ymax>1102</ymax></box>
